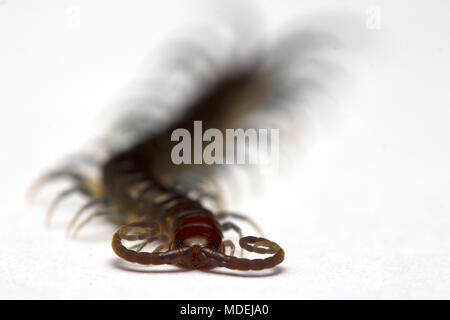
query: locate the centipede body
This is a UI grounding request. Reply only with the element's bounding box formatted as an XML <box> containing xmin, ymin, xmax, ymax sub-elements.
<box><xmin>30</xmin><ymin>40</ymin><xmax>292</xmax><ymax>271</ymax></box>
<box><xmin>103</xmin><ymin>66</ymin><xmax>285</xmax><ymax>270</ymax></box>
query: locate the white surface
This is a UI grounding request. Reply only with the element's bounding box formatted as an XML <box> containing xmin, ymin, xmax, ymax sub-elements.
<box><xmin>1</xmin><ymin>0</ymin><xmax>450</xmax><ymax>299</ymax></box>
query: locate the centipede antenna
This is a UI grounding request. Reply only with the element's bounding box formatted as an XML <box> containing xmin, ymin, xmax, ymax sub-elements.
<box><xmin>200</xmin><ymin>236</ymin><xmax>284</xmax><ymax>271</ymax></box>
<box><xmin>45</xmin><ymin>186</ymin><xmax>88</xmax><ymax>225</ymax></box>
<box><xmin>66</xmin><ymin>198</ymin><xmax>108</xmax><ymax>234</ymax></box>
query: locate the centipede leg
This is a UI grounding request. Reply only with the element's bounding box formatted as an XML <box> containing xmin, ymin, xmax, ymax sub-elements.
<box><xmin>216</xmin><ymin>211</ymin><xmax>264</xmax><ymax>236</ymax></box>
<box><xmin>130</xmin><ymin>233</ymin><xmax>164</xmax><ymax>252</ymax></box>
<box><xmin>135</xmin><ymin>181</ymin><xmax>156</xmax><ymax>202</ymax></box>
<box><xmin>220</xmin><ymin>223</ymin><xmax>243</xmax><ymax>256</ymax></box>
<box><xmin>153</xmin><ymin>242</ymin><xmax>170</xmax><ymax>253</ymax></box>
<box><xmin>66</xmin><ymin>198</ymin><xmax>109</xmax><ymax>234</ymax></box>
<box><xmin>220</xmin><ymin>222</ymin><xmax>243</xmax><ymax>238</ymax></box>
<box><xmin>27</xmin><ymin>169</ymin><xmax>86</xmax><ymax>201</ymax></box>
<box><xmin>71</xmin><ymin>207</ymin><xmax>117</xmax><ymax>238</ymax></box>
<box><xmin>220</xmin><ymin>239</ymin><xmax>236</xmax><ymax>257</ymax></box>
<box><xmin>130</xmin><ymin>237</ymin><xmax>154</xmax><ymax>253</ymax></box>
<box><xmin>130</xmin><ymin>232</ymin><xmax>170</xmax><ymax>253</ymax></box>
<box><xmin>45</xmin><ymin>186</ymin><xmax>90</xmax><ymax>225</ymax></box>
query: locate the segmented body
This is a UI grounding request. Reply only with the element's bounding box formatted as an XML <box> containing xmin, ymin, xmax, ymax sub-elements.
<box><xmin>91</xmin><ymin>68</ymin><xmax>284</xmax><ymax>270</ymax></box>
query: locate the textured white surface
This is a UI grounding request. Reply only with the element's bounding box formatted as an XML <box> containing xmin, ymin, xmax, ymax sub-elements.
<box><xmin>1</xmin><ymin>0</ymin><xmax>450</xmax><ymax>299</ymax></box>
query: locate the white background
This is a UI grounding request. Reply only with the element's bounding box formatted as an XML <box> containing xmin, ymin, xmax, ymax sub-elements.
<box><xmin>1</xmin><ymin>0</ymin><xmax>450</xmax><ymax>299</ymax></box>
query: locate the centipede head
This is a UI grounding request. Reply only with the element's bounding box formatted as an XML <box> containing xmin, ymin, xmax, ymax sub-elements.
<box><xmin>170</xmin><ymin>237</ymin><xmax>221</xmax><ymax>269</ymax></box>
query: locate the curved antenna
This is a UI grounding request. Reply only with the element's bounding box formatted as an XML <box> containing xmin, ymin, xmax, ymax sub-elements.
<box><xmin>200</xmin><ymin>236</ymin><xmax>284</xmax><ymax>271</ymax></box>
<box><xmin>111</xmin><ymin>221</ymin><xmax>192</xmax><ymax>266</ymax></box>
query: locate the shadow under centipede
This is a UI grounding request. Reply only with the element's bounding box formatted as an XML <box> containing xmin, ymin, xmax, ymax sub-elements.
<box><xmin>110</xmin><ymin>258</ymin><xmax>194</xmax><ymax>274</ymax></box>
<box><xmin>200</xmin><ymin>266</ymin><xmax>286</xmax><ymax>278</ymax></box>
<box><xmin>74</xmin><ymin>229</ymin><xmax>117</xmax><ymax>243</ymax></box>
<box><xmin>110</xmin><ymin>258</ymin><xmax>285</xmax><ymax>277</ymax></box>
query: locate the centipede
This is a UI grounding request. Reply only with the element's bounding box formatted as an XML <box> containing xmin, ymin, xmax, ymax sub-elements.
<box><xmin>28</xmin><ymin>15</ymin><xmax>340</xmax><ymax>272</ymax></box>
